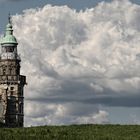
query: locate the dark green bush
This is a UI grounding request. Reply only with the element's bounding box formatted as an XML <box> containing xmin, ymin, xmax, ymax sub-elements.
<box><xmin>0</xmin><ymin>125</ymin><xmax>140</xmax><ymax>140</ymax></box>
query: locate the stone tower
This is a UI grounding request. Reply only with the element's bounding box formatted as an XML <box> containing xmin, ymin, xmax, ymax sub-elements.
<box><xmin>0</xmin><ymin>16</ymin><xmax>26</xmax><ymax>127</ymax></box>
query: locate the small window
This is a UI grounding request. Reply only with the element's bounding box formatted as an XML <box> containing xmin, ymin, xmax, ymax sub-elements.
<box><xmin>6</xmin><ymin>47</ymin><xmax>14</xmax><ymax>52</ymax></box>
<box><xmin>3</xmin><ymin>69</ymin><xmax>6</xmax><ymax>75</ymax></box>
<box><xmin>9</xmin><ymin>68</ymin><xmax>12</xmax><ymax>75</ymax></box>
<box><xmin>10</xmin><ymin>87</ymin><xmax>14</xmax><ymax>90</ymax></box>
<box><xmin>19</xmin><ymin>103</ymin><xmax>23</xmax><ymax>113</ymax></box>
<box><xmin>11</xmin><ymin>91</ymin><xmax>14</xmax><ymax>96</ymax></box>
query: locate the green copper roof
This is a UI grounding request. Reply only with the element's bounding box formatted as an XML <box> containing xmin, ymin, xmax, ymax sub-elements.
<box><xmin>1</xmin><ymin>15</ymin><xmax>18</xmax><ymax>45</ymax></box>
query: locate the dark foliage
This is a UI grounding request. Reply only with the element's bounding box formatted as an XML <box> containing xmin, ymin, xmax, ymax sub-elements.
<box><xmin>0</xmin><ymin>124</ymin><xmax>140</xmax><ymax>140</ymax></box>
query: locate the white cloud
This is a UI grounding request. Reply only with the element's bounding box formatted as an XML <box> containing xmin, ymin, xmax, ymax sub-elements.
<box><xmin>130</xmin><ymin>114</ymin><xmax>140</xmax><ymax>125</ymax></box>
<box><xmin>10</xmin><ymin>0</ymin><xmax>140</xmax><ymax>126</ymax></box>
<box><xmin>24</xmin><ymin>101</ymin><xmax>108</xmax><ymax>126</ymax></box>
<box><xmin>76</xmin><ymin>110</ymin><xmax>109</xmax><ymax>124</ymax></box>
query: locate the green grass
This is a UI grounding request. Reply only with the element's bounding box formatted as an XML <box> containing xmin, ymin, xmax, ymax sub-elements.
<box><xmin>0</xmin><ymin>124</ymin><xmax>140</xmax><ymax>140</ymax></box>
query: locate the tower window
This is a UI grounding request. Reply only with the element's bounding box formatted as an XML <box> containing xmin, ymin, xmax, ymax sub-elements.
<box><xmin>9</xmin><ymin>68</ymin><xmax>12</xmax><ymax>75</ymax></box>
<box><xmin>3</xmin><ymin>69</ymin><xmax>6</xmax><ymax>75</ymax></box>
<box><xmin>11</xmin><ymin>91</ymin><xmax>14</xmax><ymax>96</ymax></box>
<box><xmin>10</xmin><ymin>87</ymin><xmax>14</xmax><ymax>90</ymax></box>
<box><xmin>6</xmin><ymin>47</ymin><xmax>14</xmax><ymax>52</ymax></box>
<box><xmin>19</xmin><ymin>103</ymin><xmax>23</xmax><ymax>114</ymax></box>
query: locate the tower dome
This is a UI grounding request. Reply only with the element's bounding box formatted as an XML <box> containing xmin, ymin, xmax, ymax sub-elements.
<box><xmin>1</xmin><ymin>15</ymin><xmax>18</xmax><ymax>45</ymax></box>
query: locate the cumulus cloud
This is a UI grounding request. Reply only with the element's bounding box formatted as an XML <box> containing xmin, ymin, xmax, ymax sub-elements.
<box><xmin>24</xmin><ymin>101</ymin><xmax>107</xmax><ymax>126</ymax></box>
<box><xmin>10</xmin><ymin>0</ymin><xmax>140</xmax><ymax>126</ymax></box>
<box><xmin>130</xmin><ymin>114</ymin><xmax>140</xmax><ymax>124</ymax></box>
<box><xmin>76</xmin><ymin>110</ymin><xmax>109</xmax><ymax>124</ymax></box>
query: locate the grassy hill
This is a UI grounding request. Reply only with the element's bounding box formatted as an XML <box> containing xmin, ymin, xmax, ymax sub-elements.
<box><xmin>0</xmin><ymin>124</ymin><xmax>140</xmax><ymax>140</ymax></box>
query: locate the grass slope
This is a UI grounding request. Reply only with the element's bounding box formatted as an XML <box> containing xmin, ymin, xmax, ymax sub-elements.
<box><xmin>0</xmin><ymin>124</ymin><xmax>140</xmax><ymax>140</ymax></box>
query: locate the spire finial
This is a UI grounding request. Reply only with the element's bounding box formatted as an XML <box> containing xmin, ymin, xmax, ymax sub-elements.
<box><xmin>8</xmin><ymin>13</ymin><xmax>11</xmax><ymax>24</ymax></box>
<box><xmin>5</xmin><ymin>13</ymin><xmax>13</xmax><ymax>36</ymax></box>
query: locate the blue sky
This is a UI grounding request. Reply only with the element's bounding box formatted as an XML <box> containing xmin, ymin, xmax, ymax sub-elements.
<box><xmin>1</xmin><ymin>0</ymin><xmax>140</xmax><ymax>126</ymax></box>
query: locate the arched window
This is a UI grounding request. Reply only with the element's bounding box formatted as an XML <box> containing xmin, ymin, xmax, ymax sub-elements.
<box><xmin>9</xmin><ymin>68</ymin><xmax>12</xmax><ymax>75</ymax></box>
<box><xmin>3</xmin><ymin>69</ymin><xmax>6</xmax><ymax>75</ymax></box>
<box><xmin>19</xmin><ymin>103</ymin><xmax>23</xmax><ymax>114</ymax></box>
